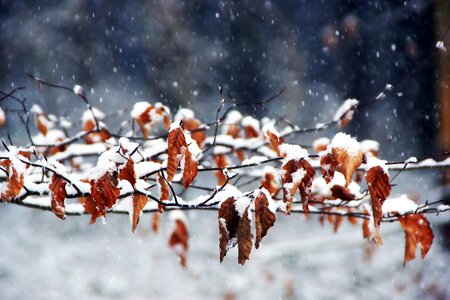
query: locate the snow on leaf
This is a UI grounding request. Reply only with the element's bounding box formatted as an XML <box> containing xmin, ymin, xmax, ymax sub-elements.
<box><xmin>88</xmin><ymin>171</ymin><xmax>120</xmax><ymax>223</ymax></box>
<box><xmin>280</xmin><ymin>158</ymin><xmax>315</xmax><ymax>214</ymax></box>
<box><xmin>0</xmin><ymin>107</ymin><xmax>5</xmax><ymax>127</ymax></box>
<box><xmin>168</xmin><ymin>212</ymin><xmax>189</xmax><ymax>268</ymax></box>
<box><xmin>254</xmin><ymin>189</ymin><xmax>276</xmax><ymax>249</ymax></box>
<box><xmin>398</xmin><ymin>214</ymin><xmax>434</xmax><ymax>266</ymax></box>
<box><xmin>218</xmin><ymin>197</ymin><xmax>240</xmax><ymax>263</ymax></box>
<box><xmin>118</xmin><ymin>159</ymin><xmax>137</xmax><ymax>186</ymax></box>
<box><xmin>366</xmin><ymin>165</ymin><xmax>391</xmax><ymax>244</ymax></box>
<box><xmin>333</xmin><ymin>98</ymin><xmax>358</xmax><ymax>128</ymax></box>
<box><xmin>49</xmin><ymin>174</ymin><xmax>67</xmax><ymax>220</ymax></box>
<box><xmin>0</xmin><ymin>157</ymin><xmax>26</xmax><ymax>202</ymax></box>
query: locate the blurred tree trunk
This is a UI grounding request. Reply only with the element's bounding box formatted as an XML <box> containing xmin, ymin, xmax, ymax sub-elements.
<box><xmin>436</xmin><ymin>0</ymin><xmax>450</xmax><ymax>250</ymax></box>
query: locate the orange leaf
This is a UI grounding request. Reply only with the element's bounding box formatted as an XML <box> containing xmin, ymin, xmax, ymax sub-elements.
<box><xmin>152</xmin><ymin>212</ymin><xmax>160</xmax><ymax>233</ymax></box>
<box><xmin>167</xmin><ymin>127</ymin><xmax>187</xmax><ymax>182</ymax></box>
<box><xmin>254</xmin><ymin>191</ymin><xmax>276</xmax><ymax>249</ymax></box>
<box><xmin>182</xmin><ymin>118</ymin><xmax>206</xmax><ymax>147</ymax></box>
<box><xmin>331</xmin><ymin>147</ymin><xmax>363</xmax><ymax>186</ymax></box>
<box><xmin>0</xmin><ymin>160</ymin><xmax>24</xmax><ymax>202</ymax></box>
<box><xmin>261</xmin><ymin>171</ymin><xmax>278</xmax><ymax>196</ymax></box>
<box><xmin>88</xmin><ymin>172</ymin><xmax>120</xmax><ymax>223</ymax></box>
<box><xmin>119</xmin><ymin>159</ymin><xmax>136</xmax><ymax>186</ymax></box>
<box><xmin>238</xmin><ymin>206</ymin><xmax>253</xmax><ymax>265</ymax></box>
<box><xmin>244</xmin><ymin>125</ymin><xmax>259</xmax><ymax>138</ymax></box>
<box><xmin>265</xmin><ymin>130</ymin><xmax>282</xmax><ymax>156</ymax></box>
<box><xmin>168</xmin><ymin>218</ymin><xmax>189</xmax><ymax>267</ymax></box>
<box><xmin>398</xmin><ymin>214</ymin><xmax>434</xmax><ymax>266</ymax></box>
<box><xmin>281</xmin><ymin>158</ymin><xmax>315</xmax><ymax>214</ymax></box>
<box><xmin>36</xmin><ymin>114</ymin><xmax>49</xmax><ymax>136</ymax></box>
<box><xmin>338</xmin><ymin>109</ymin><xmax>355</xmax><ymax>128</ymax></box>
<box><xmin>218</xmin><ymin>198</ymin><xmax>240</xmax><ymax>262</ymax></box>
<box><xmin>182</xmin><ymin>149</ymin><xmax>198</xmax><ymax>188</ymax></box>
<box><xmin>49</xmin><ymin>174</ymin><xmax>67</xmax><ymax>220</ymax></box>
<box><xmin>366</xmin><ymin>166</ymin><xmax>391</xmax><ymax>244</ymax></box>
<box><xmin>320</xmin><ymin>153</ymin><xmax>338</xmax><ymax>183</ymax></box>
<box><xmin>0</xmin><ymin>107</ymin><xmax>5</xmax><ymax>127</ymax></box>
<box><xmin>157</xmin><ymin>173</ymin><xmax>169</xmax><ymax>212</ymax></box>
<box><xmin>131</xmin><ymin>194</ymin><xmax>148</xmax><ymax>232</ymax></box>
<box><xmin>214</xmin><ymin>154</ymin><xmax>229</xmax><ymax>186</ymax></box>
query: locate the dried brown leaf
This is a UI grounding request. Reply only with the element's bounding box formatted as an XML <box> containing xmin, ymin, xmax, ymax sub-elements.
<box><xmin>169</xmin><ymin>219</ymin><xmax>189</xmax><ymax>267</ymax></box>
<box><xmin>398</xmin><ymin>214</ymin><xmax>434</xmax><ymax>266</ymax></box>
<box><xmin>254</xmin><ymin>192</ymin><xmax>276</xmax><ymax>249</ymax></box>
<box><xmin>49</xmin><ymin>174</ymin><xmax>67</xmax><ymax>220</ymax></box>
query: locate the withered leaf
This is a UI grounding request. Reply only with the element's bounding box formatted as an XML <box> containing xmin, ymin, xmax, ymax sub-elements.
<box><xmin>254</xmin><ymin>191</ymin><xmax>276</xmax><ymax>249</ymax></box>
<box><xmin>0</xmin><ymin>160</ymin><xmax>24</xmax><ymax>202</ymax></box>
<box><xmin>131</xmin><ymin>194</ymin><xmax>148</xmax><ymax>232</ymax></box>
<box><xmin>238</xmin><ymin>206</ymin><xmax>253</xmax><ymax>265</ymax></box>
<box><xmin>332</xmin><ymin>148</ymin><xmax>363</xmax><ymax>186</ymax></box>
<box><xmin>119</xmin><ymin>159</ymin><xmax>136</xmax><ymax>186</ymax></box>
<box><xmin>265</xmin><ymin>129</ymin><xmax>282</xmax><ymax>156</ymax></box>
<box><xmin>167</xmin><ymin>127</ymin><xmax>187</xmax><ymax>182</ymax></box>
<box><xmin>49</xmin><ymin>174</ymin><xmax>67</xmax><ymax>220</ymax></box>
<box><xmin>281</xmin><ymin>158</ymin><xmax>315</xmax><ymax>214</ymax></box>
<box><xmin>169</xmin><ymin>218</ymin><xmax>189</xmax><ymax>267</ymax></box>
<box><xmin>261</xmin><ymin>171</ymin><xmax>278</xmax><ymax>196</ymax></box>
<box><xmin>88</xmin><ymin>172</ymin><xmax>120</xmax><ymax>223</ymax></box>
<box><xmin>330</xmin><ymin>185</ymin><xmax>356</xmax><ymax>201</ymax></box>
<box><xmin>182</xmin><ymin>118</ymin><xmax>206</xmax><ymax>147</ymax></box>
<box><xmin>366</xmin><ymin>166</ymin><xmax>391</xmax><ymax>244</ymax></box>
<box><xmin>218</xmin><ymin>197</ymin><xmax>240</xmax><ymax>263</ymax></box>
<box><xmin>157</xmin><ymin>173</ymin><xmax>169</xmax><ymax>212</ymax></box>
<box><xmin>398</xmin><ymin>214</ymin><xmax>434</xmax><ymax>266</ymax></box>
<box><xmin>182</xmin><ymin>149</ymin><xmax>198</xmax><ymax>189</ymax></box>
<box><xmin>214</xmin><ymin>154</ymin><xmax>229</xmax><ymax>186</ymax></box>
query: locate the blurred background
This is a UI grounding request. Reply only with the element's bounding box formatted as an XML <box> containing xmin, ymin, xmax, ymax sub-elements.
<box><xmin>0</xmin><ymin>0</ymin><xmax>450</xmax><ymax>299</ymax></box>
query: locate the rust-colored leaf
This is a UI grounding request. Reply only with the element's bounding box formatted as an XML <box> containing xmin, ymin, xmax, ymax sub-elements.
<box><xmin>88</xmin><ymin>172</ymin><xmax>120</xmax><ymax>223</ymax></box>
<box><xmin>182</xmin><ymin>149</ymin><xmax>198</xmax><ymax>188</ymax></box>
<box><xmin>265</xmin><ymin>130</ymin><xmax>282</xmax><ymax>156</ymax></box>
<box><xmin>131</xmin><ymin>194</ymin><xmax>148</xmax><ymax>232</ymax></box>
<box><xmin>226</xmin><ymin>124</ymin><xmax>241</xmax><ymax>138</ymax></box>
<box><xmin>261</xmin><ymin>172</ymin><xmax>278</xmax><ymax>196</ymax></box>
<box><xmin>330</xmin><ymin>185</ymin><xmax>356</xmax><ymax>200</ymax></box>
<box><xmin>281</xmin><ymin>158</ymin><xmax>315</xmax><ymax>214</ymax></box>
<box><xmin>238</xmin><ymin>206</ymin><xmax>253</xmax><ymax>265</ymax></box>
<box><xmin>49</xmin><ymin>174</ymin><xmax>67</xmax><ymax>220</ymax></box>
<box><xmin>218</xmin><ymin>198</ymin><xmax>240</xmax><ymax>263</ymax></box>
<box><xmin>0</xmin><ymin>107</ymin><xmax>5</xmax><ymax>127</ymax></box>
<box><xmin>36</xmin><ymin>114</ymin><xmax>49</xmax><ymax>136</ymax></box>
<box><xmin>366</xmin><ymin>166</ymin><xmax>391</xmax><ymax>244</ymax></box>
<box><xmin>0</xmin><ymin>160</ymin><xmax>24</xmax><ymax>202</ymax></box>
<box><xmin>152</xmin><ymin>212</ymin><xmax>160</xmax><ymax>233</ymax></box>
<box><xmin>169</xmin><ymin>218</ymin><xmax>189</xmax><ymax>267</ymax></box>
<box><xmin>362</xmin><ymin>217</ymin><xmax>371</xmax><ymax>239</ymax></box>
<box><xmin>398</xmin><ymin>214</ymin><xmax>434</xmax><ymax>266</ymax></box>
<box><xmin>182</xmin><ymin>118</ymin><xmax>206</xmax><ymax>147</ymax></box>
<box><xmin>119</xmin><ymin>159</ymin><xmax>136</xmax><ymax>186</ymax></box>
<box><xmin>254</xmin><ymin>191</ymin><xmax>276</xmax><ymax>249</ymax></box>
<box><xmin>157</xmin><ymin>173</ymin><xmax>169</xmax><ymax>212</ymax></box>
<box><xmin>167</xmin><ymin>127</ymin><xmax>187</xmax><ymax>182</ymax></box>
<box><xmin>244</xmin><ymin>125</ymin><xmax>259</xmax><ymax>138</ymax></box>
<box><xmin>332</xmin><ymin>148</ymin><xmax>363</xmax><ymax>186</ymax></box>
<box><xmin>214</xmin><ymin>154</ymin><xmax>229</xmax><ymax>186</ymax></box>
<box><xmin>320</xmin><ymin>153</ymin><xmax>337</xmax><ymax>183</ymax></box>
<box><xmin>338</xmin><ymin>109</ymin><xmax>355</xmax><ymax>128</ymax></box>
